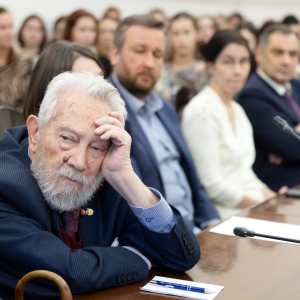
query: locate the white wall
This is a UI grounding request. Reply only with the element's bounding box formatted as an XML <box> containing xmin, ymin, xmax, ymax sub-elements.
<box><xmin>4</xmin><ymin>0</ymin><xmax>300</xmax><ymax>39</ymax></box>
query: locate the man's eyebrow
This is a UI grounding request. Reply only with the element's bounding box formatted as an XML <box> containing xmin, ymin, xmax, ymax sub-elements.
<box><xmin>132</xmin><ymin>43</ymin><xmax>146</xmax><ymax>47</ymax></box>
<box><xmin>60</xmin><ymin>126</ymin><xmax>82</xmax><ymax>137</ymax></box>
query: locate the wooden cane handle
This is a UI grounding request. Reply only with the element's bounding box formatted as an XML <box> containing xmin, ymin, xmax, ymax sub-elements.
<box><xmin>15</xmin><ymin>270</ymin><xmax>72</xmax><ymax>300</ymax></box>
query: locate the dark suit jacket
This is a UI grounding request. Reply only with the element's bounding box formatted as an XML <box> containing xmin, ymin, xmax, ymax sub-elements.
<box><xmin>237</xmin><ymin>72</ymin><xmax>300</xmax><ymax>191</ymax></box>
<box><xmin>0</xmin><ymin>126</ymin><xmax>200</xmax><ymax>300</ymax></box>
<box><xmin>109</xmin><ymin>75</ymin><xmax>219</xmax><ymax>228</ymax></box>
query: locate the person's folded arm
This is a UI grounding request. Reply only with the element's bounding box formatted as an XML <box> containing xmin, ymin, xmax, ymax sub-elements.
<box><xmin>96</xmin><ymin>111</ymin><xmax>200</xmax><ymax>272</ymax></box>
<box><xmin>119</xmin><ymin>201</ymin><xmax>200</xmax><ymax>273</ymax></box>
<box><xmin>124</xmin><ymin>188</ymin><xmax>180</xmax><ymax>270</ymax></box>
<box><xmin>128</xmin><ymin>188</ymin><xmax>179</xmax><ymax>233</ymax></box>
<box><xmin>0</xmin><ymin>200</ymin><xmax>149</xmax><ymax>299</ymax></box>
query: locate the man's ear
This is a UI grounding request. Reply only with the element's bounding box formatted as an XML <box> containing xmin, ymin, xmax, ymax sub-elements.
<box><xmin>110</xmin><ymin>45</ymin><xmax>120</xmax><ymax>67</ymax></box>
<box><xmin>27</xmin><ymin>115</ymin><xmax>39</xmax><ymax>155</ymax></box>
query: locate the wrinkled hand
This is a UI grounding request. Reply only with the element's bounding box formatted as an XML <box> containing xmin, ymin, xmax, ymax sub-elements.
<box><xmin>94</xmin><ymin>112</ymin><xmax>132</xmax><ymax>180</ymax></box>
<box><xmin>268</xmin><ymin>153</ymin><xmax>283</xmax><ymax>165</ymax></box>
<box><xmin>94</xmin><ymin>112</ymin><xmax>159</xmax><ymax>209</ymax></box>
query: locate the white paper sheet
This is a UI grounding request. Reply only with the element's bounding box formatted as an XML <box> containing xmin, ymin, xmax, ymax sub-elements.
<box><xmin>140</xmin><ymin>276</ymin><xmax>224</xmax><ymax>300</ymax></box>
<box><xmin>209</xmin><ymin>216</ymin><xmax>300</xmax><ymax>245</ymax></box>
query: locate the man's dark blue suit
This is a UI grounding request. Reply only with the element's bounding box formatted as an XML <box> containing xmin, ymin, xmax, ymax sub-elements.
<box><xmin>237</xmin><ymin>72</ymin><xmax>300</xmax><ymax>191</ymax></box>
<box><xmin>109</xmin><ymin>75</ymin><xmax>219</xmax><ymax>228</ymax></box>
<box><xmin>0</xmin><ymin>126</ymin><xmax>200</xmax><ymax>300</ymax></box>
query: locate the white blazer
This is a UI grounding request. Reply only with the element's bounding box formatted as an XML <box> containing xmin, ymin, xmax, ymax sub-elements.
<box><xmin>182</xmin><ymin>86</ymin><xmax>265</xmax><ymax>220</ymax></box>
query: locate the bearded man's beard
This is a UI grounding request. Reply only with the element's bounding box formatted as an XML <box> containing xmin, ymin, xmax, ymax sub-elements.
<box><xmin>30</xmin><ymin>144</ymin><xmax>104</xmax><ymax>211</ymax></box>
<box><xmin>116</xmin><ymin>63</ymin><xmax>157</xmax><ymax>99</ymax></box>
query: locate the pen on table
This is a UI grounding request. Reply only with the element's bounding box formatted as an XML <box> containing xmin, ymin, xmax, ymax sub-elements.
<box><xmin>150</xmin><ymin>280</ymin><xmax>214</xmax><ymax>294</ymax></box>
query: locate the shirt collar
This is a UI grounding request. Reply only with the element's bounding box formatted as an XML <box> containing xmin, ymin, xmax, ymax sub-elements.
<box><xmin>112</xmin><ymin>74</ymin><xmax>163</xmax><ymax>115</ymax></box>
<box><xmin>257</xmin><ymin>69</ymin><xmax>292</xmax><ymax>96</ymax></box>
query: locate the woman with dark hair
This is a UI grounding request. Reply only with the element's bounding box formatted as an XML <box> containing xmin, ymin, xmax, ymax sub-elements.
<box><xmin>236</xmin><ymin>22</ymin><xmax>258</xmax><ymax>73</ymax></box>
<box><xmin>182</xmin><ymin>30</ymin><xmax>276</xmax><ymax>220</ymax></box>
<box><xmin>197</xmin><ymin>15</ymin><xmax>217</xmax><ymax>45</ymax></box>
<box><xmin>23</xmin><ymin>41</ymin><xmax>104</xmax><ymax>118</ymax></box>
<box><xmin>96</xmin><ymin>17</ymin><xmax>118</xmax><ymax>76</ymax></box>
<box><xmin>102</xmin><ymin>7</ymin><xmax>120</xmax><ymax>21</ymax></box>
<box><xmin>52</xmin><ymin>16</ymin><xmax>67</xmax><ymax>42</ymax></box>
<box><xmin>155</xmin><ymin>12</ymin><xmax>207</xmax><ymax>103</ymax></box>
<box><xmin>18</xmin><ymin>15</ymin><xmax>47</xmax><ymax>56</ymax></box>
<box><xmin>0</xmin><ymin>7</ymin><xmax>32</xmax><ymax>109</ymax></box>
<box><xmin>63</xmin><ymin>10</ymin><xmax>98</xmax><ymax>49</ymax></box>
<box><xmin>236</xmin><ymin>22</ymin><xmax>257</xmax><ymax>53</ymax></box>
<box><xmin>149</xmin><ymin>8</ymin><xmax>168</xmax><ymax>26</ymax></box>
<box><xmin>63</xmin><ymin>10</ymin><xmax>110</xmax><ymax>75</ymax></box>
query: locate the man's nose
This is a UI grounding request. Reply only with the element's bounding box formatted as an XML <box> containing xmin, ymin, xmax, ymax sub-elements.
<box><xmin>143</xmin><ymin>52</ymin><xmax>155</xmax><ymax>68</ymax></box>
<box><xmin>281</xmin><ymin>52</ymin><xmax>293</xmax><ymax>65</ymax></box>
<box><xmin>67</xmin><ymin>148</ymin><xmax>87</xmax><ymax>172</ymax></box>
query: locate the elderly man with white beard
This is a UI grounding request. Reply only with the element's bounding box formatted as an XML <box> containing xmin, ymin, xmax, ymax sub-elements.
<box><xmin>0</xmin><ymin>72</ymin><xmax>200</xmax><ymax>300</ymax></box>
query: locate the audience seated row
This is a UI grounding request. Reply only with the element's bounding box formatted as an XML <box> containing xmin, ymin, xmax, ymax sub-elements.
<box><xmin>109</xmin><ymin>15</ymin><xmax>220</xmax><ymax>231</ymax></box>
<box><xmin>23</xmin><ymin>41</ymin><xmax>103</xmax><ymax>118</ymax></box>
<box><xmin>0</xmin><ymin>17</ymin><xmax>206</xmax><ymax>297</ymax></box>
<box><xmin>1</xmin><ymin>3</ymin><xmax>300</xmax><ymax>298</ymax></box>
<box><xmin>0</xmin><ymin>8</ymin><xmax>32</xmax><ymax>110</ymax></box>
<box><xmin>181</xmin><ymin>30</ymin><xmax>275</xmax><ymax>220</ymax></box>
<box><xmin>154</xmin><ymin>13</ymin><xmax>207</xmax><ymax>103</ymax></box>
<box><xmin>237</xmin><ymin>24</ymin><xmax>300</xmax><ymax>191</ymax></box>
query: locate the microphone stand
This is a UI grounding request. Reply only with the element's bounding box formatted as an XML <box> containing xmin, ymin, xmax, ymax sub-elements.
<box><xmin>251</xmin><ymin>232</ymin><xmax>300</xmax><ymax>244</ymax></box>
<box><xmin>273</xmin><ymin>116</ymin><xmax>300</xmax><ymax>142</ymax></box>
<box><xmin>233</xmin><ymin>227</ymin><xmax>300</xmax><ymax>244</ymax></box>
<box><xmin>285</xmin><ymin>127</ymin><xmax>300</xmax><ymax>142</ymax></box>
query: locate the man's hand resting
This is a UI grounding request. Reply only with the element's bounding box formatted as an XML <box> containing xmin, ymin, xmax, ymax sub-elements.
<box><xmin>94</xmin><ymin>112</ymin><xmax>159</xmax><ymax>208</ymax></box>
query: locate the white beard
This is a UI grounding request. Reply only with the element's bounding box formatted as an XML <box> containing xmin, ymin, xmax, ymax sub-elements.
<box><xmin>30</xmin><ymin>146</ymin><xmax>104</xmax><ymax>211</ymax></box>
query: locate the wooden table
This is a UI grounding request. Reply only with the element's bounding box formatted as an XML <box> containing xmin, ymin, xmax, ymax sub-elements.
<box><xmin>74</xmin><ymin>193</ymin><xmax>300</xmax><ymax>300</ymax></box>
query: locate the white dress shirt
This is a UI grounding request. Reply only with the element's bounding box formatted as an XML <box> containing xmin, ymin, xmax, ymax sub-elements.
<box><xmin>181</xmin><ymin>86</ymin><xmax>266</xmax><ymax>220</ymax></box>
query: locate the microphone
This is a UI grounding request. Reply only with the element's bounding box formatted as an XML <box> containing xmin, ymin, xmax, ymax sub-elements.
<box><xmin>273</xmin><ymin>116</ymin><xmax>300</xmax><ymax>141</ymax></box>
<box><xmin>233</xmin><ymin>227</ymin><xmax>300</xmax><ymax>244</ymax></box>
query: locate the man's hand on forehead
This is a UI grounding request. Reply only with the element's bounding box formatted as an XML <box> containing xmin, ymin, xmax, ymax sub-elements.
<box><xmin>94</xmin><ymin>112</ymin><xmax>126</xmax><ymax>146</ymax></box>
<box><xmin>94</xmin><ymin>112</ymin><xmax>125</xmax><ymax>130</ymax></box>
<box><xmin>93</xmin><ymin>111</ymin><xmax>159</xmax><ymax>209</ymax></box>
<box><xmin>93</xmin><ymin>110</ymin><xmax>132</xmax><ymax>184</ymax></box>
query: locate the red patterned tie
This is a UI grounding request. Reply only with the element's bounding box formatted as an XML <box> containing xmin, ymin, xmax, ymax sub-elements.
<box><xmin>60</xmin><ymin>208</ymin><xmax>81</xmax><ymax>242</ymax></box>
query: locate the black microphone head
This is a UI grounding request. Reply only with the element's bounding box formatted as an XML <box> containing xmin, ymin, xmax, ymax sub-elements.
<box><xmin>273</xmin><ymin>116</ymin><xmax>286</xmax><ymax>127</ymax></box>
<box><xmin>233</xmin><ymin>227</ymin><xmax>248</xmax><ymax>237</ymax></box>
<box><xmin>273</xmin><ymin>116</ymin><xmax>292</xmax><ymax>133</ymax></box>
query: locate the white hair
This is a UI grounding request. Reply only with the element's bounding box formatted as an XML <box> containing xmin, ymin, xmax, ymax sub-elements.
<box><xmin>38</xmin><ymin>72</ymin><xmax>127</xmax><ymax>131</ymax></box>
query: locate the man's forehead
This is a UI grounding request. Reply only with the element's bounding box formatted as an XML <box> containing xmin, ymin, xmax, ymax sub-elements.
<box><xmin>268</xmin><ymin>32</ymin><xmax>300</xmax><ymax>50</ymax></box>
<box><xmin>55</xmin><ymin>91</ymin><xmax>113</xmax><ymax>123</ymax></box>
<box><xmin>125</xmin><ymin>25</ymin><xmax>165</xmax><ymax>44</ymax></box>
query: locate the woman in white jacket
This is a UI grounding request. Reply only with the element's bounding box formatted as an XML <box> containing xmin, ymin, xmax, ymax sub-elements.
<box><xmin>182</xmin><ymin>30</ymin><xmax>276</xmax><ymax>220</ymax></box>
